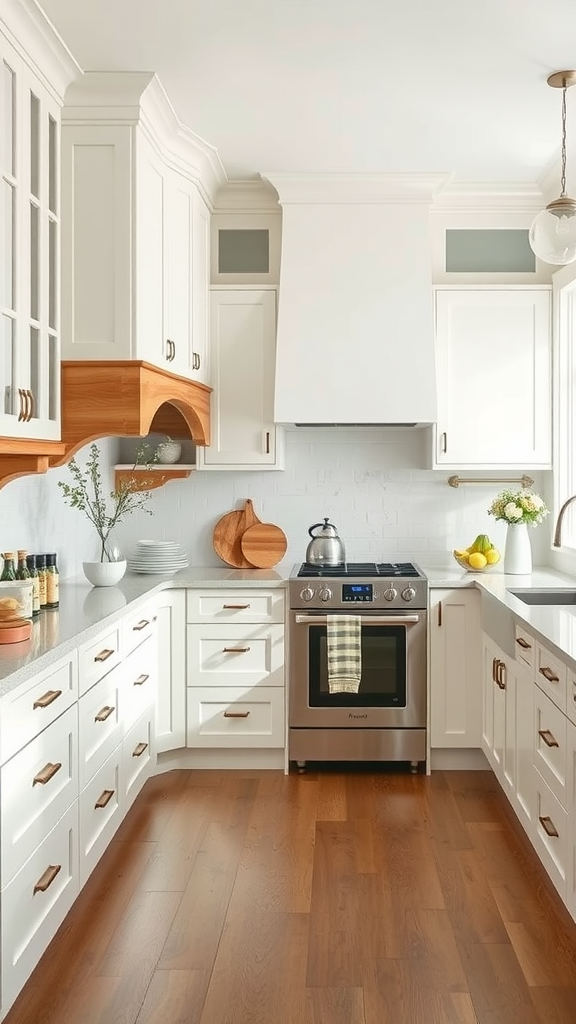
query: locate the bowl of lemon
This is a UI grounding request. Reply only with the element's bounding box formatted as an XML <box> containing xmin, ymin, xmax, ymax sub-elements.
<box><xmin>453</xmin><ymin>534</ymin><xmax>501</xmax><ymax>573</ymax></box>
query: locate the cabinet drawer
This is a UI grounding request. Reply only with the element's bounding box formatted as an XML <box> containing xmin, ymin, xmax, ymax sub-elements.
<box><xmin>122</xmin><ymin>604</ymin><xmax>157</xmax><ymax>656</ymax></box>
<box><xmin>535</xmin><ymin>642</ymin><xmax>567</xmax><ymax>713</ymax></box>
<box><xmin>1</xmin><ymin>801</ymin><xmax>79</xmax><ymax>1016</ymax></box>
<box><xmin>534</xmin><ymin>687</ymin><xmax>568</xmax><ymax>807</ymax></box>
<box><xmin>187</xmin><ymin>686</ymin><xmax>285</xmax><ymax>748</ymax></box>
<box><xmin>120</xmin><ymin>634</ymin><xmax>157</xmax><ymax>731</ymax></box>
<box><xmin>78</xmin><ymin>664</ymin><xmax>123</xmax><ymax>790</ymax></box>
<box><xmin>567</xmin><ymin>667</ymin><xmax>576</xmax><ymax>728</ymax></box>
<box><xmin>122</xmin><ymin>709</ymin><xmax>155</xmax><ymax>813</ymax></box>
<box><xmin>533</xmin><ymin>769</ymin><xmax>568</xmax><ymax>900</ymax></box>
<box><xmin>514</xmin><ymin>624</ymin><xmax>535</xmax><ymax>671</ymax></box>
<box><xmin>1</xmin><ymin>705</ymin><xmax>78</xmax><ymax>887</ymax></box>
<box><xmin>187</xmin><ymin>623</ymin><xmax>284</xmax><ymax>688</ymax></box>
<box><xmin>79</xmin><ymin>747</ymin><xmax>122</xmax><ymax>887</ymax></box>
<box><xmin>0</xmin><ymin>653</ymin><xmax>78</xmax><ymax>765</ymax></box>
<box><xmin>78</xmin><ymin>623</ymin><xmax>122</xmax><ymax>696</ymax></box>
<box><xmin>187</xmin><ymin>589</ymin><xmax>284</xmax><ymax>624</ymax></box>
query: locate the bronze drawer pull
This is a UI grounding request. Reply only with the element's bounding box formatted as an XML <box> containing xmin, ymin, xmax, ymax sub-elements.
<box><xmin>496</xmin><ymin>661</ymin><xmax>506</xmax><ymax>690</ymax></box>
<box><xmin>223</xmin><ymin>646</ymin><xmax>250</xmax><ymax>653</ymax></box>
<box><xmin>132</xmin><ymin>741</ymin><xmax>148</xmax><ymax>758</ymax></box>
<box><xmin>33</xmin><ymin>863</ymin><xmax>61</xmax><ymax>894</ymax></box>
<box><xmin>133</xmin><ymin>674</ymin><xmax>149</xmax><ymax>686</ymax></box>
<box><xmin>132</xmin><ymin>620</ymin><xmax>150</xmax><ymax>631</ymax></box>
<box><xmin>94</xmin><ymin>648</ymin><xmax>114</xmax><ymax>663</ymax></box>
<box><xmin>94</xmin><ymin>789</ymin><xmax>115</xmax><ymax>809</ymax></box>
<box><xmin>223</xmin><ymin>604</ymin><xmax>250</xmax><ymax>610</ymax></box>
<box><xmin>33</xmin><ymin>761</ymin><xmax>62</xmax><ymax>786</ymax></box>
<box><xmin>223</xmin><ymin>710</ymin><xmax>250</xmax><ymax>718</ymax></box>
<box><xmin>538</xmin><ymin>728</ymin><xmax>560</xmax><ymax>748</ymax></box>
<box><xmin>17</xmin><ymin>388</ymin><xmax>26</xmax><ymax>421</ymax></box>
<box><xmin>94</xmin><ymin>705</ymin><xmax>115</xmax><ymax>723</ymax></box>
<box><xmin>539</xmin><ymin>666</ymin><xmax>560</xmax><ymax>683</ymax></box>
<box><xmin>33</xmin><ymin>689</ymin><xmax>62</xmax><ymax>710</ymax></box>
<box><xmin>437</xmin><ymin>601</ymin><xmax>442</xmax><ymax>627</ymax></box>
<box><xmin>515</xmin><ymin>636</ymin><xmax>531</xmax><ymax>650</ymax></box>
<box><xmin>26</xmin><ymin>389</ymin><xmax>34</xmax><ymax>421</ymax></box>
<box><xmin>539</xmin><ymin>815</ymin><xmax>559</xmax><ymax>838</ymax></box>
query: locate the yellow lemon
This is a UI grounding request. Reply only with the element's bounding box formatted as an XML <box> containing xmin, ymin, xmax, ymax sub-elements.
<box><xmin>468</xmin><ymin>552</ymin><xmax>487</xmax><ymax>570</ymax></box>
<box><xmin>485</xmin><ymin>548</ymin><xmax>500</xmax><ymax>565</ymax></box>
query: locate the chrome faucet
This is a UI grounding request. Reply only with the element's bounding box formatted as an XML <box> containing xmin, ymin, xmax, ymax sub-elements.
<box><xmin>553</xmin><ymin>494</ymin><xmax>576</xmax><ymax>547</ymax></box>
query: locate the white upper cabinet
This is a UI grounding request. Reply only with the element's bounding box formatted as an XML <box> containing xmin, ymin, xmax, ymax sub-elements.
<box><xmin>196</xmin><ymin>289</ymin><xmax>284</xmax><ymax>470</ymax></box>
<box><xmin>431</xmin><ymin>287</ymin><xmax>552</xmax><ymax>468</ymax></box>
<box><xmin>0</xmin><ymin>13</ymin><xmax>76</xmax><ymax>440</ymax></box>
<box><xmin>60</xmin><ymin>72</ymin><xmax>223</xmax><ymax>384</ymax></box>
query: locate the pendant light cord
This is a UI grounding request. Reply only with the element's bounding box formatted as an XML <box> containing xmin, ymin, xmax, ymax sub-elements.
<box><xmin>561</xmin><ymin>83</ymin><xmax>568</xmax><ymax>197</ymax></box>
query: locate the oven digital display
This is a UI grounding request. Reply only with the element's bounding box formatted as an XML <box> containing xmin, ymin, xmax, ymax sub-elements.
<box><xmin>342</xmin><ymin>584</ymin><xmax>373</xmax><ymax>602</ymax></box>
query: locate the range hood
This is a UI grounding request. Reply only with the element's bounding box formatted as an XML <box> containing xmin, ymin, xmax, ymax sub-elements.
<box><xmin>261</xmin><ymin>174</ymin><xmax>447</xmax><ymax>427</ymax></box>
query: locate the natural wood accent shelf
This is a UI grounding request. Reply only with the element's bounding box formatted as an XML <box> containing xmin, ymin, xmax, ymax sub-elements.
<box><xmin>0</xmin><ymin>439</ymin><xmax>66</xmax><ymax>490</ymax></box>
<box><xmin>114</xmin><ymin>465</ymin><xmax>195</xmax><ymax>492</ymax></box>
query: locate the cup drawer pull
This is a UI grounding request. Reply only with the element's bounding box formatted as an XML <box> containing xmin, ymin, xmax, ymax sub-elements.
<box><xmin>539</xmin><ymin>666</ymin><xmax>560</xmax><ymax>683</ymax></box>
<box><xmin>94</xmin><ymin>648</ymin><xmax>115</xmax><ymax>663</ymax></box>
<box><xmin>223</xmin><ymin>710</ymin><xmax>250</xmax><ymax>719</ymax></box>
<box><xmin>132</xmin><ymin>742</ymin><xmax>148</xmax><ymax>758</ymax></box>
<box><xmin>95</xmin><ymin>789</ymin><xmax>115</xmax><ymax>809</ymax></box>
<box><xmin>538</xmin><ymin>728</ymin><xmax>560</xmax><ymax>748</ymax></box>
<box><xmin>94</xmin><ymin>705</ymin><xmax>115</xmax><ymax>723</ymax></box>
<box><xmin>539</xmin><ymin>815</ymin><xmax>559</xmax><ymax>838</ymax></box>
<box><xmin>33</xmin><ymin>689</ymin><xmax>62</xmax><ymax>710</ymax></box>
<box><xmin>32</xmin><ymin>762</ymin><xmax>62</xmax><ymax>786</ymax></box>
<box><xmin>515</xmin><ymin>636</ymin><xmax>531</xmax><ymax>650</ymax></box>
<box><xmin>223</xmin><ymin>647</ymin><xmax>251</xmax><ymax>653</ymax></box>
<box><xmin>33</xmin><ymin>863</ymin><xmax>61</xmax><ymax>895</ymax></box>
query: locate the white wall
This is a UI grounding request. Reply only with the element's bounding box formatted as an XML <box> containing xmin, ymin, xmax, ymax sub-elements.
<box><xmin>0</xmin><ymin>429</ymin><xmax>552</xmax><ymax>579</ymax></box>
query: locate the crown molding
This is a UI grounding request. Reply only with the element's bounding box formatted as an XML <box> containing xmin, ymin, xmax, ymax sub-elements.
<box><xmin>214</xmin><ymin>179</ymin><xmax>281</xmax><ymax>213</ymax></box>
<box><xmin>261</xmin><ymin>172</ymin><xmax>451</xmax><ymax>205</ymax></box>
<box><xmin>0</xmin><ymin>0</ymin><xmax>80</xmax><ymax>101</ymax></box>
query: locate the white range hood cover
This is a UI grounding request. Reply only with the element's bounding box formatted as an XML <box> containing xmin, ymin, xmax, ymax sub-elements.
<box><xmin>261</xmin><ymin>173</ymin><xmax>448</xmax><ymax>426</ymax></box>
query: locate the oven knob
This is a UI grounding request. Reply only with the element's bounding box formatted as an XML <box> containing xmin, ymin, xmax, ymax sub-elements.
<box><xmin>402</xmin><ymin>586</ymin><xmax>416</xmax><ymax>602</ymax></box>
<box><xmin>383</xmin><ymin>587</ymin><xmax>398</xmax><ymax>602</ymax></box>
<box><xmin>319</xmin><ymin>587</ymin><xmax>332</xmax><ymax>602</ymax></box>
<box><xmin>300</xmin><ymin>587</ymin><xmax>315</xmax><ymax>602</ymax></box>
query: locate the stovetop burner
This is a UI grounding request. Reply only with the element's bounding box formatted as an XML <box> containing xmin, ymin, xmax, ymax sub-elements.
<box><xmin>296</xmin><ymin>561</ymin><xmax>422</xmax><ymax>579</ymax></box>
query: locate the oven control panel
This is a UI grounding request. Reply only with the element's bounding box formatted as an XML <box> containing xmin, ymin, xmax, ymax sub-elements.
<box><xmin>342</xmin><ymin>584</ymin><xmax>373</xmax><ymax>602</ymax></box>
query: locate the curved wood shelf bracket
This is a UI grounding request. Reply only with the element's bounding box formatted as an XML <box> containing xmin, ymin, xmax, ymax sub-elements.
<box><xmin>51</xmin><ymin>361</ymin><xmax>212</xmax><ymax>468</ymax></box>
<box><xmin>0</xmin><ymin>441</ymin><xmax>66</xmax><ymax>491</ymax></box>
<box><xmin>114</xmin><ymin>467</ymin><xmax>193</xmax><ymax>492</ymax></box>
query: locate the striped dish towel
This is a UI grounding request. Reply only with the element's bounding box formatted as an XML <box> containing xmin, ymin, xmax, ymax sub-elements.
<box><xmin>327</xmin><ymin>615</ymin><xmax>362</xmax><ymax>694</ymax></box>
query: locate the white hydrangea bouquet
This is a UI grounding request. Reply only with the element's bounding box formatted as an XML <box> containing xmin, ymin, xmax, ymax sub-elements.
<box><xmin>488</xmin><ymin>489</ymin><xmax>549</xmax><ymax>527</ymax></box>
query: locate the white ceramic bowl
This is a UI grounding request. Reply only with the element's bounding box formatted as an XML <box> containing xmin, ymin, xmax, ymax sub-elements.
<box><xmin>83</xmin><ymin>560</ymin><xmax>127</xmax><ymax>587</ymax></box>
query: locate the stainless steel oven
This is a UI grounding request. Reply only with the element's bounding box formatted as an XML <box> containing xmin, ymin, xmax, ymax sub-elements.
<box><xmin>288</xmin><ymin>562</ymin><xmax>428</xmax><ymax>770</ymax></box>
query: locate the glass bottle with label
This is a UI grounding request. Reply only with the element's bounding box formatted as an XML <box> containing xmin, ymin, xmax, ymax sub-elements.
<box><xmin>16</xmin><ymin>550</ymin><xmax>30</xmax><ymax>580</ymax></box>
<box><xmin>1</xmin><ymin>553</ymin><xmax>16</xmax><ymax>581</ymax></box>
<box><xmin>26</xmin><ymin>555</ymin><xmax>40</xmax><ymax>617</ymax></box>
<box><xmin>36</xmin><ymin>554</ymin><xmax>47</xmax><ymax>609</ymax></box>
<box><xmin>45</xmin><ymin>553</ymin><xmax>59</xmax><ymax>609</ymax></box>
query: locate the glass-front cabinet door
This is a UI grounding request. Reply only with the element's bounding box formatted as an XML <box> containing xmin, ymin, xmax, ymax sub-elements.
<box><xmin>0</xmin><ymin>35</ymin><xmax>60</xmax><ymax>440</ymax></box>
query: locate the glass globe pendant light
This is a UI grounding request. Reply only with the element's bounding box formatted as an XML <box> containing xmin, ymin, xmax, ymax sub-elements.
<box><xmin>529</xmin><ymin>70</ymin><xmax>576</xmax><ymax>266</ymax></box>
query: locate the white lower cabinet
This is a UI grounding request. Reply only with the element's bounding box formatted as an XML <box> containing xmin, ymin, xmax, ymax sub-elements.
<box><xmin>567</xmin><ymin>719</ymin><xmax>576</xmax><ymax>918</ymax></box>
<box><xmin>79</xmin><ymin>748</ymin><xmax>122</xmax><ymax>887</ymax></box>
<box><xmin>1</xmin><ymin>801</ymin><xmax>79</xmax><ymax>1015</ymax></box>
<box><xmin>152</xmin><ymin>589</ymin><xmax>186</xmax><ymax>752</ymax></box>
<box><xmin>187</xmin><ymin>686</ymin><xmax>285</xmax><ymax>748</ymax></box>
<box><xmin>429</xmin><ymin>588</ymin><xmax>482</xmax><ymax>748</ymax></box>
<box><xmin>122</xmin><ymin>708</ymin><xmax>156</xmax><ymax>812</ymax></box>
<box><xmin>533</xmin><ymin>770</ymin><xmax>569</xmax><ymax>900</ymax></box>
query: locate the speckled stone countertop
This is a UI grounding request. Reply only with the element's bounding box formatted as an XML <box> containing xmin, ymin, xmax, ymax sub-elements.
<box><xmin>0</xmin><ymin>566</ymin><xmax>288</xmax><ymax>696</ymax></box>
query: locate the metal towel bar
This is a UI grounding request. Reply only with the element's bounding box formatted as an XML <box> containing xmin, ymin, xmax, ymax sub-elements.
<box><xmin>448</xmin><ymin>474</ymin><xmax>534</xmax><ymax>489</ymax></box>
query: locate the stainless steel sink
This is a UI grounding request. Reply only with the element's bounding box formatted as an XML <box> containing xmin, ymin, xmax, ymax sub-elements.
<box><xmin>508</xmin><ymin>589</ymin><xmax>576</xmax><ymax>606</ymax></box>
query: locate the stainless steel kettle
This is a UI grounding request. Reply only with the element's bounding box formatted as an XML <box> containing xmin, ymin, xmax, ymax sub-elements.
<box><xmin>305</xmin><ymin>518</ymin><xmax>346</xmax><ymax>566</ymax></box>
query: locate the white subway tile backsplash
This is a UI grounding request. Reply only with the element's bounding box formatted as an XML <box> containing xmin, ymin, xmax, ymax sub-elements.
<box><xmin>0</xmin><ymin>429</ymin><xmax>551</xmax><ymax>578</ymax></box>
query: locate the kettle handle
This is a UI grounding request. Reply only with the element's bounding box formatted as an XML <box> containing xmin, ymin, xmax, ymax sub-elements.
<box><xmin>308</xmin><ymin>517</ymin><xmax>332</xmax><ymax>539</ymax></box>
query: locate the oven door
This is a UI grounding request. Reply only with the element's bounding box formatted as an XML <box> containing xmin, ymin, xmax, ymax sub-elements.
<box><xmin>289</xmin><ymin>610</ymin><xmax>426</xmax><ymax>728</ymax></box>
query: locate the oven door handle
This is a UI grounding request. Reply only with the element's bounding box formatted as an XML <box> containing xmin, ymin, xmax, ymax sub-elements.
<box><xmin>294</xmin><ymin>614</ymin><xmax>420</xmax><ymax>626</ymax></box>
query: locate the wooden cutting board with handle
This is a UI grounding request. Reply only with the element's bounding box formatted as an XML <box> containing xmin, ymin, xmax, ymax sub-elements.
<box><xmin>240</xmin><ymin>521</ymin><xmax>288</xmax><ymax>568</ymax></box>
<box><xmin>213</xmin><ymin>499</ymin><xmax>260</xmax><ymax>568</ymax></box>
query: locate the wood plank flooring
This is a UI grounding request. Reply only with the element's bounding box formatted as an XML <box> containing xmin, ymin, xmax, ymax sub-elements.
<box><xmin>4</xmin><ymin>767</ymin><xmax>576</xmax><ymax>1024</ymax></box>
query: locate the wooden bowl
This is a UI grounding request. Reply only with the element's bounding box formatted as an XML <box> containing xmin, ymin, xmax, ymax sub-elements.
<box><xmin>0</xmin><ymin>618</ymin><xmax>32</xmax><ymax>643</ymax></box>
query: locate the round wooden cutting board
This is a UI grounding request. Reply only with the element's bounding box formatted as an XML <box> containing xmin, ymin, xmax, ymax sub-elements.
<box><xmin>240</xmin><ymin>522</ymin><xmax>288</xmax><ymax>568</ymax></box>
<box><xmin>212</xmin><ymin>499</ymin><xmax>260</xmax><ymax>568</ymax></box>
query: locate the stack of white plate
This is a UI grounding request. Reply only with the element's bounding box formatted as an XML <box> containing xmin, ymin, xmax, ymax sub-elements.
<box><xmin>127</xmin><ymin>540</ymin><xmax>189</xmax><ymax>575</ymax></box>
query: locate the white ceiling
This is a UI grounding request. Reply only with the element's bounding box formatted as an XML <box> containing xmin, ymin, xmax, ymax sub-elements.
<box><xmin>38</xmin><ymin>0</ymin><xmax>576</xmax><ymax>190</ymax></box>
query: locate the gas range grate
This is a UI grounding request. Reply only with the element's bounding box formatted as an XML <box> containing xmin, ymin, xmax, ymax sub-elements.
<box><xmin>296</xmin><ymin>562</ymin><xmax>421</xmax><ymax>578</ymax></box>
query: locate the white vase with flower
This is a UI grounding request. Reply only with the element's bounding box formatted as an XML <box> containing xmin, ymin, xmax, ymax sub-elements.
<box><xmin>487</xmin><ymin>489</ymin><xmax>549</xmax><ymax>575</ymax></box>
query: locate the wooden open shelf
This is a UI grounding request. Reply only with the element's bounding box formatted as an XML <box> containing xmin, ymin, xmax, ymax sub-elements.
<box><xmin>0</xmin><ymin>438</ymin><xmax>66</xmax><ymax>490</ymax></box>
<box><xmin>114</xmin><ymin>465</ymin><xmax>195</xmax><ymax>492</ymax></box>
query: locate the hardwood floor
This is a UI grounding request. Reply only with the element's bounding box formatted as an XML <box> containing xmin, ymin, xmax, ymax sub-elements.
<box><xmin>4</xmin><ymin>767</ymin><xmax>576</xmax><ymax>1024</ymax></box>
